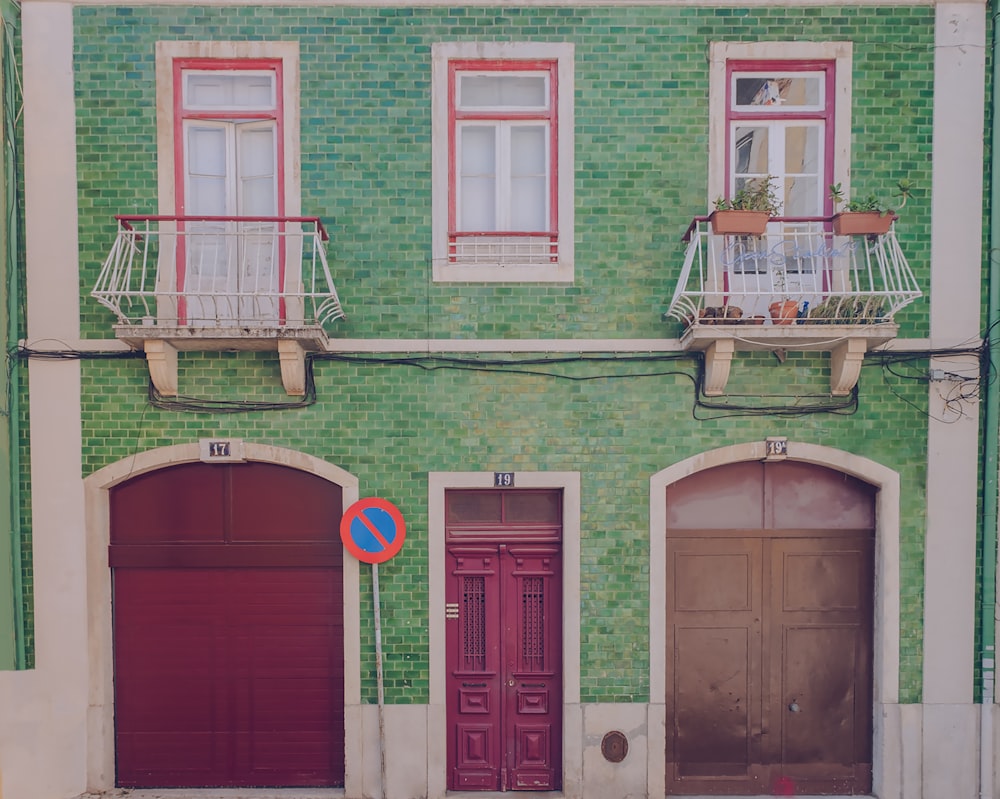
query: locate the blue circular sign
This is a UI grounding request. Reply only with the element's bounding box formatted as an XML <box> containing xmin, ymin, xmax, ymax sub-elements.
<box><xmin>340</xmin><ymin>498</ymin><xmax>407</xmax><ymax>564</ymax></box>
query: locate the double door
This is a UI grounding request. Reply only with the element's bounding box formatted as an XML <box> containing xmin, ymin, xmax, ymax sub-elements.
<box><xmin>446</xmin><ymin>542</ymin><xmax>562</xmax><ymax>791</ymax></box>
<box><xmin>666</xmin><ymin>533</ymin><xmax>873</xmax><ymax>795</ymax></box>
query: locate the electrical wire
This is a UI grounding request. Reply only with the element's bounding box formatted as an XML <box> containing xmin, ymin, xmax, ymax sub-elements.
<box><xmin>10</xmin><ymin>339</ymin><xmax>994</xmax><ymax>419</ymax></box>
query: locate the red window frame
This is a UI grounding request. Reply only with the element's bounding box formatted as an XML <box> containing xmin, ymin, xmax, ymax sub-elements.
<box><xmin>724</xmin><ymin>59</ymin><xmax>836</xmax><ymax>218</ymax></box>
<box><xmin>172</xmin><ymin>57</ymin><xmax>286</xmax><ymax>218</ymax></box>
<box><xmin>171</xmin><ymin>59</ymin><xmax>287</xmax><ymax>323</ymax></box>
<box><xmin>447</xmin><ymin>59</ymin><xmax>559</xmax><ymax>239</ymax></box>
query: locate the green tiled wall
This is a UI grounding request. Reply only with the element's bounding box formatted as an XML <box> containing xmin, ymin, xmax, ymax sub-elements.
<box><xmin>65</xmin><ymin>5</ymin><xmax>936</xmax><ymax>702</ymax></box>
<box><xmin>72</xmin><ymin>5</ymin><xmax>934</xmax><ymax>340</ymax></box>
<box><xmin>79</xmin><ymin>350</ymin><xmax>928</xmax><ymax>704</ymax></box>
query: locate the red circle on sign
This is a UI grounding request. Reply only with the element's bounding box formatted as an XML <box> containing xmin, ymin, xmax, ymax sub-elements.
<box><xmin>340</xmin><ymin>498</ymin><xmax>407</xmax><ymax>564</ymax></box>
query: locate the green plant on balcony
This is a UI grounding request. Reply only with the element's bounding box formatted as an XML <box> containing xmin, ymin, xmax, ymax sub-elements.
<box><xmin>710</xmin><ymin>175</ymin><xmax>782</xmax><ymax>235</ymax></box>
<box><xmin>829</xmin><ymin>180</ymin><xmax>911</xmax><ymax>235</ymax></box>
<box><xmin>807</xmin><ymin>296</ymin><xmax>887</xmax><ymax>324</ymax></box>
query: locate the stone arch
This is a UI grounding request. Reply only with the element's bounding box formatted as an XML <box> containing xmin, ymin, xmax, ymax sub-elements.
<box><xmin>646</xmin><ymin>441</ymin><xmax>900</xmax><ymax>798</ymax></box>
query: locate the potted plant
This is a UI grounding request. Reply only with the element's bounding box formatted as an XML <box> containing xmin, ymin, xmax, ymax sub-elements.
<box><xmin>829</xmin><ymin>180</ymin><xmax>911</xmax><ymax>236</ymax></box>
<box><xmin>767</xmin><ymin>260</ymin><xmax>799</xmax><ymax>325</ymax></box>
<box><xmin>804</xmin><ymin>296</ymin><xmax>887</xmax><ymax>324</ymax></box>
<box><xmin>711</xmin><ymin>175</ymin><xmax>782</xmax><ymax>235</ymax></box>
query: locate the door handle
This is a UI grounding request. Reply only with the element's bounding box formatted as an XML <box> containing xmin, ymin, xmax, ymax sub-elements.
<box><xmin>788</xmin><ymin>701</ymin><xmax>801</xmax><ymax>713</ymax></box>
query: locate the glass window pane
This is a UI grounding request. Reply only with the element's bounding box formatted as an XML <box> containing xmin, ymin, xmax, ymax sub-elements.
<box><xmin>188</xmin><ymin>125</ymin><xmax>226</xmax><ymax>177</ymax></box>
<box><xmin>785</xmin><ymin>125</ymin><xmax>821</xmax><ymax>176</ymax></box>
<box><xmin>459</xmin><ymin>74</ymin><xmax>547</xmax><ymax>109</ymax></box>
<box><xmin>460</xmin><ymin>178</ymin><xmax>496</xmax><ymax>230</ymax></box>
<box><xmin>733</xmin><ymin>126</ymin><xmax>769</xmax><ymax>176</ymax></box>
<box><xmin>238</xmin><ymin>127</ymin><xmax>275</xmax><ymax>179</ymax></box>
<box><xmin>784</xmin><ymin>176</ymin><xmax>820</xmax><ymax>216</ymax></box>
<box><xmin>510</xmin><ymin>177</ymin><xmax>546</xmax><ymax>230</ymax></box>
<box><xmin>446</xmin><ymin>491</ymin><xmax>503</xmax><ymax>523</ymax></box>
<box><xmin>188</xmin><ymin>176</ymin><xmax>227</xmax><ymax>215</ymax></box>
<box><xmin>460</xmin><ymin>126</ymin><xmax>496</xmax><ymax>175</ymax></box>
<box><xmin>733</xmin><ymin>74</ymin><xmax>824</xmax><ymax>111</ymax></box>
<box><xmin>510</xmin><ymin>126</ymin><xmax>547</xmax><ymax>175</ymax></box>
<box><xmin>503</xmin><ymin>490</ymin><xmax>561</xmax><ymax>523</ymax></box>
<box><xmin>184</xmin><ymin>72</ymin><xmax>275</xmax><ymax>110</ymax></box>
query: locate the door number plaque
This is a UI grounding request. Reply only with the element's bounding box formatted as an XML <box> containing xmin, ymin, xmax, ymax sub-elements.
<box><xmin>494</xmin><ymin>472</ymin><xmax>515</xmax><ymax>487</ymax></box>
<box><xmin>765</xmin><ymin>437</ymin><xmax>788</xmax><ymax>460</ymax></box>
<box><xmin>198</xmin><ymin>438</ymin><xmax>246</xmax><ymax>463</ymax></box>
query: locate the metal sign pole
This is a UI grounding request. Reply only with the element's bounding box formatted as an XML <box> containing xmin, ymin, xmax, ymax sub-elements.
<box><xmin>373</xmin><ymin>562</ymin><xmax>387</xmax><ymax>799</ymax></box>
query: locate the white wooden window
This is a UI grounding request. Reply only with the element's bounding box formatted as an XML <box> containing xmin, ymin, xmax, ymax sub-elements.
<box><xmin>154</xmin><ymin>41</ymin><xmax>302</xmax><ymax>325</ymax></box>
<box><xmin>178</xmin><ymin>65</ymin><xmax>281</xmax><ymax>324</ymax></box>
<box><xmin>432</xmin><ymin>42</ymin><xmax>574</xmax><ymax>283</ymax></box>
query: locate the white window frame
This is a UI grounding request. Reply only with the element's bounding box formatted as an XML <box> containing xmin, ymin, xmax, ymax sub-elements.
<box><xmin>708</xmin><ymin>41</ymin><xmax>852</xmax><ymax>211</ymax></box>
<box><xmin>432</xmin><ymin>42</ymin><xmax>575</xmax><ymax>283</ymax></box>
<box><xmin>155</xmin><ymin>41</ymin><xmax>301</xmax><ymax>220</ymax></box>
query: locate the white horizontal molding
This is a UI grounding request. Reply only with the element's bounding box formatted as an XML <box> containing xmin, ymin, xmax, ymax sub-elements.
<box><xmin>21</xmin><ymin>336</ymin><xmax>935</xmax><ymax>354</ymax></box>
<box><xmin>54</xmin><ymin>0</ymin><xmax>943</xmax><ymax>6</ymax></box>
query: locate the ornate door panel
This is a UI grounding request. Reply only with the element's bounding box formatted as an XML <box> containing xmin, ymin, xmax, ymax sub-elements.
<box><xmin>445</xmin><ymin>488</ymin><xmax>563</xmax><ymax>792</ymax></box>
<box><xmin>446</xmin><ymin>544</ymin><xmax>562</xmax><ymax>791</ymax></box>
<box><xmin>503</xmin><ymin>545</ymin><xmax>562</xmax><ymax>790</ymax></box>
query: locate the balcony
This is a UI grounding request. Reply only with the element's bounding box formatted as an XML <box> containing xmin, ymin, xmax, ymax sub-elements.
<box><xmin>666</xmin><ymin>217</ymin><xmax>922</xmax><ymax>396</ymax></box>
<box><xmin>92</xmin><ymin>215</ymin><xmax>345</xmax><ymax>396</ymax></box>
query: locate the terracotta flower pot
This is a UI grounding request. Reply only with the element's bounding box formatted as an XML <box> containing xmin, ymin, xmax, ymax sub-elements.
<box><xmin>832</xmin><ymin>212</ymin><xmax>895</xmax><ymax>236</ymax></box>
<box><xmin>769</xmin><ymin>300</ymin><xmax>799</xmax><ymax>325</ymax></box>
<box><xmin>709</xmin><ymin>210</ymin><xmax>770</xmax><ymax>236</ymax></box>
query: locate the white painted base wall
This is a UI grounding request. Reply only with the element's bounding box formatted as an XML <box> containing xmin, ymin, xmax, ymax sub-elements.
<box><xmin>1</xmin><ymin>693</ymin><xmax>995</xmax><ymax>799</ymax></box>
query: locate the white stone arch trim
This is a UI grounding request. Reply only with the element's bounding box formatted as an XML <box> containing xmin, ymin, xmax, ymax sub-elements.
<box><xmin>646</xmin><ymin>441</ymin><xmax>900</xmax><ymax>799</ymax></box>
<box><xmin>83</xmin><ymin>443</ymin><xmax>360</xmax><ymax>794</ymax></box>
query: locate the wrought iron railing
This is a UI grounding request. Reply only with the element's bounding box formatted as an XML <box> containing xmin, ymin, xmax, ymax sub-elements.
<box><xmin>92</xmin><ymin>215</ymin><xmax>345</xmax><ymax>329</ymax></box>
<box><xmin>666</xmin><ymin>217</ymin><xmax>922</xmax><ymax>328</ymax></box>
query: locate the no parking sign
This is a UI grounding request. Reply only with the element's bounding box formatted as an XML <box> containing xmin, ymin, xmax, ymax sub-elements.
<box><xmin>340</xmin><ymin>498</ymin><xmax>406</xmax><ymax>564</ymax></box>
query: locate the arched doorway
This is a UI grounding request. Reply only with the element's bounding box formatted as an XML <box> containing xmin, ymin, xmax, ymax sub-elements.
<box><xmin>109</xmin><ymin>459</ymin><xmax>347</xmax><ymax>788</ymax></box>
<box><xmin>663</xmin><ymin>459</ymin><xmax>876</xmax><ymax>796</ymax></box>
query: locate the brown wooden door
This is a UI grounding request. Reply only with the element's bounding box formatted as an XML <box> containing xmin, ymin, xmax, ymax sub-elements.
<box><xmin>445</xmin><ymin>489</ymin><xmax>563</xmax><ymax>792</ymax></box>
<box><xmin>110</xmin><ymin>462</ymin><xmax>345</xmax><ymax>788</ymax></box>
<box><xmin>665</xmin><ymin>462</ymin><xmax>874</xmax><ymax>796</ymax></box>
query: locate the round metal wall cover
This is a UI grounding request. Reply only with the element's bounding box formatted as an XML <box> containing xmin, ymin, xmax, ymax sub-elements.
<box><xmin>601</xmin><ymin>730</ymin><xmax>629</xmax><ymax>763</ymax></box>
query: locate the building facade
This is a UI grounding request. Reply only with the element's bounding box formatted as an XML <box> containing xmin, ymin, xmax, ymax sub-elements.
<box><xmin>0</xmin><ymin>0</ymin><xmax>992</xmax><ymax>797</ymax></box>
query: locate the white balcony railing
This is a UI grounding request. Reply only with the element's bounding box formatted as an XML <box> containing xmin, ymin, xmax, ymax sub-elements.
<box><xmin>666</xmin><ymin>217</ymin><xmax>922</xmax><ymax>328</ymax></box>
<box><xmin>92</xmin><ymin>215</ymin><xmax>345</xmax><ymax>331</ymax></box>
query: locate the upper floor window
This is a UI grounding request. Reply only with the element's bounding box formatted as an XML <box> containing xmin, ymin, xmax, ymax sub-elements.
<box><xmin>727</xmin><ymin>63</ymin><xmax>835</xmax><ymax>220</ymax></box>
<box><xmin>709</xmin><ymin>42</ymin><xmax>852</xmax><ymax>219</ymax></box>
<box><xmin>433</xmin><ymin>43</ymin><xmax>574</xmax><ymax>283</ymax></box>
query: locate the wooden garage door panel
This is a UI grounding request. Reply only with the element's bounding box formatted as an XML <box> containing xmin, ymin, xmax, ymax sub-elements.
<box><xmin>781</xmin><ymin>551</ymin><xmax>865</xmax><ymax>611</ymax></box>
<box><xmin>111</xmin><ymin>465</ymin><xmax>226</xmax><ymax>543</ymax></box>
<box><xmin>674</xmin><ymin>626</ymin><xmax>753</xmax><ymax>778</ymax></box>
<box><xmin>114</xmin><ymin>568</ymin><xmax>344</xmax><ymax>788</ymax></box>
<box><xmin>768</xmin><ymin>462</ymin><xmax>876</xmax><ymax>530</ymax></box>
<box><xmin>781</xmin><ymin>625</ymin><xmax>860</xmax><ymax>766</ymax></box>
<box><xmin>674</xmin><ymin>552</ymin><xmax>753</xmax><ymax>612</ymax></box>
<box><xmin>229</xmin><ymin>463</ymin><xmax>344</xmax><ymax>542</ymax></box>
<box><xmin>665</xmin><ymin>462</ymin><xmax>764</xmax><ymax>530</ymax></box>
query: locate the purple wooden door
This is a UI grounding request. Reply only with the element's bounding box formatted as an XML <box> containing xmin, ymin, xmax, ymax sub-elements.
<box><xmin>445</xmin><ymin>490</ymin><xmax>563</xmax><ymax>792</ymax></box>
<box><xmin>110</xmin><ymin>462</ymin><xmax>345</xmax><ymax>788</ymax></box>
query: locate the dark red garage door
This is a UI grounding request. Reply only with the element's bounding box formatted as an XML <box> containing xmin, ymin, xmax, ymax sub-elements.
<box><xmin>110</xmin><ymin>461</ymin><xmax>345</xmax><ymax>788</ymax></box>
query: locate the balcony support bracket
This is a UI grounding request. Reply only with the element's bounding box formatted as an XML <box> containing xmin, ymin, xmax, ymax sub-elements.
<box><xmin>830</xmin><ymin>337</ymin><xmax>868</xmax><ymax>397</ymax></box>
<box><xmin>278</xmin><ymin>339</ymin><xmax>308</xmax><ymax>396</ymax></box>
<box><xmin>702</xmin><ymin>338</ymin><xmax>736</xmax><ymax>396</ymax></box>
<box><xmin>144</xmin><ymin>339</ymin><xmax>178</xmax><ymax>397</ymax></box>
